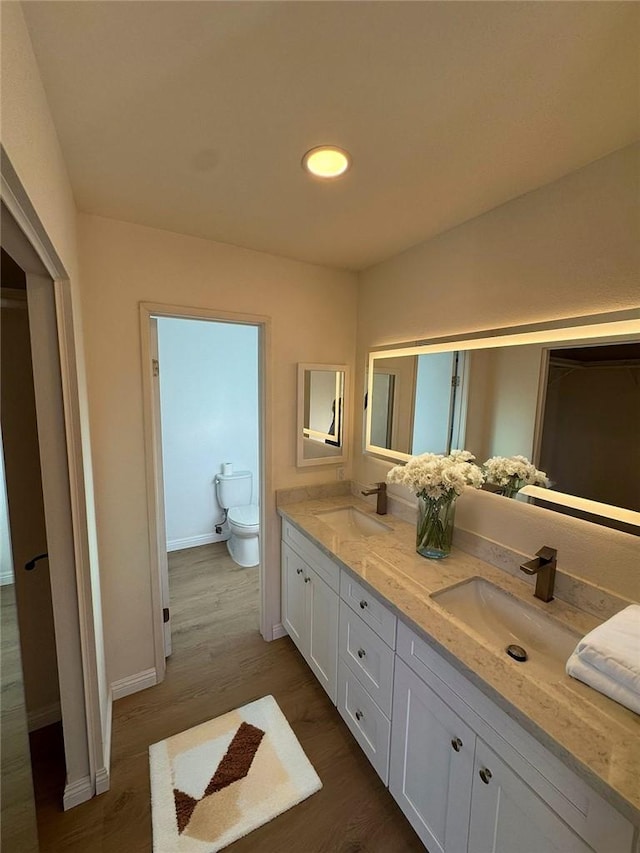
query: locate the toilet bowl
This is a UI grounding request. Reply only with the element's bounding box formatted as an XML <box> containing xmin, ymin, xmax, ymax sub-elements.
<box><xmin>227</xmin><ymin>505</ymin><xmax>260</xmax><ymax>568</ymax></box>
<box><xmin>215</xmin><ymin>470</ymin><xmax>260</xmax><ymax>568</ymax></box>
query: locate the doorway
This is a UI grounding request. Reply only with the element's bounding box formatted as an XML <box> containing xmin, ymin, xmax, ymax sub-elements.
<box><xmin>157</xmin><ymin>316</ymin><xmax>260</xmax><ymax>658</ymax></box>
<box><xmin>0</xmin><ymin>182</ymin><xmax>109</xmax><ymax>812</ymax></box>
<box><xmin>140</xmin><ymin>304</ymin><xmax>270</xmax><ymax>684</ymax></box>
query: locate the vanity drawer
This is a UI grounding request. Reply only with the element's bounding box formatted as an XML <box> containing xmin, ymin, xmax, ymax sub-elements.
<box><xmin>340</xmin><ymin>571</ymin><xmax>397</xmax><ymax>648</ymax></box>
<box><xmin>339</xmin><ymin>603</ymin><xmax>395</xmax><ymax>717</ymax></box>
<box><xmin>282</xmin><ymin>519</ymin><xmax>340</xmax><ymax>592</ymax></box>
<box><xmin>337</xmin><ymin>659</ymin><xmax>391</xmax><ymax>785</ymax></box>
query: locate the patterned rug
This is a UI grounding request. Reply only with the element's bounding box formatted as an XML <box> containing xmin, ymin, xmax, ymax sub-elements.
<box><xmin>149</xmin><ymin>695</ymin><xmax>322</xmax><ymax>852</ymax></box>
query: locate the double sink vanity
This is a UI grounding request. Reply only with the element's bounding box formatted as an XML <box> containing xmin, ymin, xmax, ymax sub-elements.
<box><xmin>278</xmin><ymin>492</ymin><xmax>640</xmax><ymax>853</ymax></box>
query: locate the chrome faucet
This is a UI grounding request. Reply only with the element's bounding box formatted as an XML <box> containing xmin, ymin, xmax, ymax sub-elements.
<box><xmin>361</xmin><ymin>482</ymin><xmax>387</xmax><ymax>515</ymax></box>
<box><xmin>519</xmin><ymin>546</ymin><xmax>557</xmax><ymax>602</ymax></box>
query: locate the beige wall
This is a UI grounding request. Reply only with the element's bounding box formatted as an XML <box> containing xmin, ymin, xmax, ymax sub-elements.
<box><xmin>356</xmin><ymin>145</ymin><xmax>640</xmax><ymax>599</ymax></box>
<box><xmin>77</xmin><ymin>213</ymin><xmax>358</xmax><ymax>683</ymax></box>
<box><xmin>1</xmin><ymin>2</ymin><xmax>107</xmax><ymax>788</ymax></box>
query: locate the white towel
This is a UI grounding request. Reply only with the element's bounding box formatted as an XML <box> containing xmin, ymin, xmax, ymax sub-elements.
<box><xmin>566</xmin><ymin>604</ymin><xmax>640</xmax><ymax>714</ymax></box>
<box><xmin>566</xmin><ymin>652</ymin><xmax>640</xmax><ymax>714</ymax></box>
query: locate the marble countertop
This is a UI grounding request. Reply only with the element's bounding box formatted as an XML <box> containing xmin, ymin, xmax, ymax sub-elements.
<box><xmin>277</xmin><ymin>493</ymin><xmax>640</xmax><ymax>823</ymax></box>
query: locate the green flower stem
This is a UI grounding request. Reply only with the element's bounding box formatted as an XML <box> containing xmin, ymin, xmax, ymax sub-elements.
<box><xmin>416</xmin><ymin>492</ymin><xmax>456</xmax><ymax>558</ymax></box>
<box><xmin>502</xmin><ymin>476</ymin><xmax>524</xmax><ymax>499</ymax></box>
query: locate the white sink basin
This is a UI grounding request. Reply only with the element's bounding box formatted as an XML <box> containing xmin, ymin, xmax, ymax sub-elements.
<box><xmin>315</xmin><ymin>506</ymin><xmax>392</xmax><ymax>539</ymax></box>
<box><xmin>431</xmin><ymin>577</ymin><xmax>581</xmax><ymax>681</ymax></box>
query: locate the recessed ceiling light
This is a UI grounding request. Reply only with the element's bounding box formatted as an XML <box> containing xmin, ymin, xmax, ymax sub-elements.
<box><xmin>302</xmin><ymin>146</ymin><xmax>351</xmax><ymax>179</ymax></box>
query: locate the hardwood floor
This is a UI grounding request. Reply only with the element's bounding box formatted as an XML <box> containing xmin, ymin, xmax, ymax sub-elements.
<box><xmin>1</xmin><ymin>584</ymin><xmax>39</xmax><ymax>852</ymax></box>
<box><xmin>33</xmin><ymin>542</ymin><xmax>423</xmax><ymax>852</ymax></box>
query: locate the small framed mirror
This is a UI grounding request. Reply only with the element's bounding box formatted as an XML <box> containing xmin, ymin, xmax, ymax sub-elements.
<box><xmin>297</xmin><ymin>363</ymin><xmax>348</xmax><ymax>467</ymax></box>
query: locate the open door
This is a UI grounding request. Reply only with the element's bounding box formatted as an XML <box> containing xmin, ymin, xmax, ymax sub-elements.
<box><xmin>149</xmin><ymin>318</ymin><xmax>172</xmax><ymax>657</ymax></box>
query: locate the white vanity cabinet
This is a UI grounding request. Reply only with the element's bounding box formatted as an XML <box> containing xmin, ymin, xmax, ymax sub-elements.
<box><xmin>391</xmin><ymin>656</ymin><xmax>593</xmax><ymax>853</ymax></box>
<box><xmin>391</xmin><ymin>621</ymin><xmax>635</xmax><ymax>853</ymax></box>
<box><xmin>390</xmin><ymin>657</ymin><xmax>475</xmax><ymax>853</ymax></box>
<box><xmin>281</xmin><ymin>523</ymin><xmax>339</xmax><ymax>703</ymax></box>
<box><xmin>279</xmin><ymin>518</ymin><xmax>636</xmax><ymax>853</ymax></box>
<box><xmin>467</xmin><ymin>739</ymin><xmax>592</xmax><ymax>853</ymax></box>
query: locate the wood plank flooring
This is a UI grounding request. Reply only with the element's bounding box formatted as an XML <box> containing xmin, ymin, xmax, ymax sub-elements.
<box><xmin>1</xmin><ymin>583</ymin><xmax>39</xmax><ymax>852</ymax></box>
<box><xmin>32</xmin><ymin>543</ymin><xmax>423</xmax><ymax>852</ymax></box>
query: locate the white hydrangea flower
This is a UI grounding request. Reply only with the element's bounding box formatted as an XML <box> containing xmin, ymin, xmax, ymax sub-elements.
<box><xmin>386</xmin><ymin>451</ymin><xmax>485</xmax><ymax>501</ymax></box>
<box><xmin>483</xmin><ymin>455</ymin><xmax>550</xmax><ymax>490</ymax></box>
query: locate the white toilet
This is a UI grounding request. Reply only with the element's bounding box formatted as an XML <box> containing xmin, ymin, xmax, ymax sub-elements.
<box><xmin>215</xmin><ymin>470</ymin><xmax>260</xmax><ymax>567</ymax></box>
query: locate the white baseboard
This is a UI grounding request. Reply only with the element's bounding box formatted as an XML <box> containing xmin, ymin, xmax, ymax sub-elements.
<box><xmin>0</xmin><ymin>570</ymin><xmax>14</xmax><ymax>586</ymax></box>
<box><xmin>95</xmin><ymin>688</ymin><xmax>113</xmax><ymax>795</ymax></box>
<box><xmin>167</xmin><ymin>532</ymin><xmax>227</xmax><ymax>552</ymax></box>
<box><xmin>28</xmin><ymin>701</ymin><xmax>61</xmax><ymax>732</ymax></box>
<box><xmin>63</xmin><ymin>775</ymin><xmax>94</xmax><ymax>810</ymax></box>
<box><xmin>95</xmin><ymin>765</ymin><xmax>110</xmax><ymax>796</ymax></box>
<box><xmin>272</xmin><ymin>623</ymin><xmax>287</xmax><ymax>640</ymax></box>
<box><xmin>111</xmin><ymin>667</ymin><xmax>157</xmax><ymax>701</ymax></box>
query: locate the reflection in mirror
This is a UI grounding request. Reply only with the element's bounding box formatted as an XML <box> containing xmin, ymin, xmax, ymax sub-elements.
<box><xmin>369</xmin><ymin>352</ymin><xmax>466</xmax><ymax>455</ymax></box>
<box><xmin>537</xmin><ymin>343</ymin><xmax>640</xmax><ymax>513</ymax></box>
<box><xmin>297</xmin><ymin>364</ymin><xmax>348</xmax><ymax>467</ymax></box>
<box><xmin>365</xmin><ymin>313</ymin><xmax>640</xmax><ymax>529</ymax></box>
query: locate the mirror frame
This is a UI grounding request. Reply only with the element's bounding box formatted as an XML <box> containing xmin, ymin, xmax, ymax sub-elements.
<box><xmin>297</xmin><ymin>363</ymin><xmax>349</xmax><ymax>468</ymax></box>
<box><xmin>365</xmin><ymin>309</ymin><xmax>640</xmax><ymax>528</ymax></box>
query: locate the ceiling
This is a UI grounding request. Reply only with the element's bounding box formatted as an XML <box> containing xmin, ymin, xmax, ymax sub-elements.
<box><xmin>23</xmin><ymin>1</ymin><xmax>640</xmax><ymax>271</ymax></box>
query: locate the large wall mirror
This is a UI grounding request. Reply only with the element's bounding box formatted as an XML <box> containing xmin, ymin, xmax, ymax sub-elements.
<box><xmin>365</xmin><ymin>312</ymin><xmax>640</xmax><ymax>529</ymax></box>
<box><xmin>297</xmin><ymin>363</ymin><xmax>349</xmax><ymax>467</ymax></box>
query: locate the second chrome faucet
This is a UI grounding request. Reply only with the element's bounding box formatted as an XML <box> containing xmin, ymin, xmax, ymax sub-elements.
<box><xmin>361</xmin><ymin>482</ymin><xmax>387</xmax><ymax>515</ymax></box>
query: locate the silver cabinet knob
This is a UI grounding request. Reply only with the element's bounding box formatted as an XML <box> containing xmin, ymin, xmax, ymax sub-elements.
<box><xmin>304</xmin><ymin>576</ymin><xmax>311</xmax><ymax>583</ymax></box>
<box><xmin>355</xmin><ymin>709</ymin><xmax>364</xmax><ymax>721</ymax></box>
<box><xmin>359</xmin><ymin>600</ymin><xmax>368</xmax><ymax>609</ymax></box>
<box><xmin>479</xmin><ymin>767</ymin><xmax>492</xmax><ymax>785</ymax></box>
<box><xmin>451</xmin><ymin>737</ymin><xmax>463</xmax><ymax>752</ymax></box>
<box><xmin>357</xmin><ymin>648</ymin><xmax>366</xmax><ymax>659</ymax></box>
<box><xmin>296</xmin><ymin>568</ymin><xmax>303</xmax><ymax>575</ymax></box>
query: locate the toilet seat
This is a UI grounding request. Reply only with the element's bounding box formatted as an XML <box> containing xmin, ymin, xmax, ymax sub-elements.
<box><xmin>228</xmin><ymin>505</ymin><xmax>259</xmax><ymax>530</ymax></box>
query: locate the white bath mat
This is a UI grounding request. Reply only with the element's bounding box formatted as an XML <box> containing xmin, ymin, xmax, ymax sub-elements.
<box><xmin>149</xmin><ymin>695</ymin><xmax>322</xmax><ymax>852</ymax></box>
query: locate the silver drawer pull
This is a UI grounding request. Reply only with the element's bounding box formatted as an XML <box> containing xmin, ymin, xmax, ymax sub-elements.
<box><xmin>304</xmin><ymin>576</ymin><xmax>311</xmax><ymax>583</ymax></box>
<box><xmin>355</xmin><ymin>709</ymin><xmax>364</xmax><ymax>721</ymax></box>
<box><xmin>359</xmin><ymin>600</ymin><xmax>368</xmax><ymax>609</ymax></box>
<box><xmin>479</xmin><ymin>767</ymin><xmax>492</xmax><ymax>785</ymax></box>
<box><xmin>357</xmin><ymin>648</ymin><xmax>366</xmax><ymax>659</ymax></box>
<box><xmin>451</xmin><ymin>737</ymin><xmax>463</xmax><ymax>752</ymax></box>
<box><xmin>296</xmin><ymin>568</ymin><xmax>303</xmax><ymax>575</ymax></box>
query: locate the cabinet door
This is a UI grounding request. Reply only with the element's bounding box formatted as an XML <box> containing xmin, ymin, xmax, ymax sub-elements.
<box><xmin>306</xmin><ymin>567</ymin><xmax>339</xmax><ymax>703</ymax></box>
<box><xmin>389</xmin><ymin>658</ymin><xmax>475</xmax><ymax>853</ymax></box>
<box><xmin>281</xmin><ymin>543</ymin><xmax>308</xmax><ymax>656</ymax></box>
<box><xmin>468</xmin><ymin>739</ymin><xmax>593</xmax><ymax>853</ymax></box>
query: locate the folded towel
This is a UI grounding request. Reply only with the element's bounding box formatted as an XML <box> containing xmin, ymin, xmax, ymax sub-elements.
<box><xmin>566</xmin><ymin>605</ymin><xmax>640</xmax><ymax>713</ymax></box>
<box><xmin>566</xmin><ymin>652</ymin><xmax>640</xmax><ymax>715</ymax></box>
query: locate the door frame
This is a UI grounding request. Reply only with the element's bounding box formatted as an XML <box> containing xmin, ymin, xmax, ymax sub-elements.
<box><xmin>1</xmin><ymin>151</ymin><xmax>109</xmax><ymax>805</ymax></box>
<box><xmin>139</xmin><ymin>302</ymin><xmax>271</xmax><ymax>683</ymax></box>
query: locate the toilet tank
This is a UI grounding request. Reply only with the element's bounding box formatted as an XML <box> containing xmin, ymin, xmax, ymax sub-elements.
<box><xmin>216</xmin><ymin>471</ymin><xmax>252</xmax><ymax>508</ymax></box>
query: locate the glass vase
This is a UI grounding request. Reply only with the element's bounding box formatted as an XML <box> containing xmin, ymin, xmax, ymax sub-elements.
<box><xmin>416</xmin><ymin>494</ymin><xmax>456</xmax><ymax>559</ymax></box>
<box><xmin>502</xmin><ymin>477</ymin><xmax>524</xmax><ymax>499</ymax></box>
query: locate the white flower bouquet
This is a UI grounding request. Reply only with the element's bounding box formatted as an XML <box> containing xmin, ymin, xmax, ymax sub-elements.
<box><xmin>482</xmin><ymin>455</ymin><xmax>549</xmax><ymax>499</ymax></box>
<box><xmin>387</xmin><ymin>451</ymin><xmax>485</xmax><ymax>558</ymax></box>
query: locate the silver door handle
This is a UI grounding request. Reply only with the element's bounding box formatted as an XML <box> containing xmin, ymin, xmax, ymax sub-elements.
<box><xmin>296</xmin><ymin>568</ymin><xmax>303</xmax><ymax>575</ymax></box>
<box><xmin>357</xmin><ymin>648</ymin><xmax>366</xmax><ymax>659</ymax></box>
<box><xmin>304</xmin><ymin>576</ymin><xmax>311</xmax><ymax>583</ymax></box>
<box><xmin>359</xmin><ymin>600</ymin><xmax>368</xmax><ymax>609</ymax></box>
<box><xmin>355</xmin><ymin>709</ymin><xmax>364</xmax><ymax>721</ymax></box>
<box><xmin>451</xmin><ymin>737</ymin><xmax>463</xmax><ymax>752</ymax></box>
